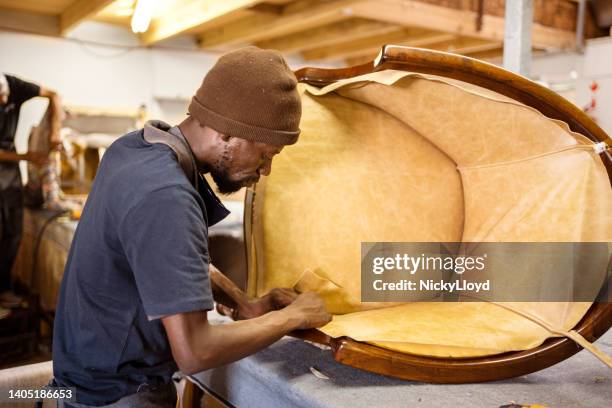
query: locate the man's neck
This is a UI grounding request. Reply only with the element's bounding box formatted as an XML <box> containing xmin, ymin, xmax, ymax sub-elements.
<box><xmin>178</xmin><ymin>118</ymin><xmax>214</xmax><ymax>174</ymax></box>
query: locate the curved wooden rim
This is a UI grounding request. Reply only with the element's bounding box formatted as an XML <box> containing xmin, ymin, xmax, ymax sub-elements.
<box><xmin>295</xmin><ymin>45</ymin><xmax>612</xmax><ymax>184</ymax></box>
<box><xmin>288</xmin><ymin>45</ymin><xmax>612</xmax><ymax>383</ymax></box>
<box><xmin>296</xmin><ymin>45</ymin><xmax>610</xmax><ymax>144</ymax></box>
<box><xmin>328</xmin><ymin>299</ymin><xmax>611</xmax><ymax>383</ymax></box>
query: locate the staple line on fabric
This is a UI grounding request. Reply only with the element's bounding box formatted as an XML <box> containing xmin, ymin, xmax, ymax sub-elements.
<box><xmin>303</xmin><ymin>70</ymin><xmax>597</xmax><ymax>144</ymax></box>
<box><xmin>457</xmin><ymin>144</ymin><xmax>599</xmax><ymax>171</ymax></box>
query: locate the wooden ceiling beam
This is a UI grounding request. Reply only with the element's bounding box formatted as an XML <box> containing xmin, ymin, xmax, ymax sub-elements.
<box><xmin>60</xmin><ymin>0</ymin><xmax>115</xmax><ymax>34</ymax></box>
<box><xmin>198</xmin><ymin>12</ymin><xmax>281</xmax><ymax>49</ymax></box>
<box><xmin>256</xmin><ymin>18</ymin><xmax>400</xmax><ymax>54</ymax></box>
<box><xmin>140</xmin><ymin>0</ymin><xmax>264</xmax><ymax>46</ymax></box>
<box><xmin>302</xmin><ymin>29</ymin><xmax>455</xmax><ymax>61</ymax></box>
<box><xmin>0</xmin><ymin>7</ymin><xmax>60</xmax><ymax>36</ymax></box>
<box><xmin>349</xmin><ymin>0</ymin><xmax>576</xmax><ymax>50</ymax></box>
<box><xmin>199</xmin><ymin>0</ymin><xmax>359</xmax><ymax>49</ymax></box>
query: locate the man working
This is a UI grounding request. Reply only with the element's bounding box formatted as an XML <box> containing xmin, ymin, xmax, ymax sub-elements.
<box><xmin>0</xmin><ymin>73</ymin><xmax>62</xmax><ymax>317</ymax></box>
<box><xmin>53</xmin><ymin>47</ymin><xmax>331</xmax><ymax>407</ymax></box>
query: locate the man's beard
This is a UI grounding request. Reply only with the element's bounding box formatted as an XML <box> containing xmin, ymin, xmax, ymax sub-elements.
<box><xmin>209</xmin><ymin>145</ymin><xmax>255</xmax><ymax>194</ymax></box>
<box><xmin>210</xmin><ymin>168</ymin><xmax>245</xmax><ymax>195</ymax></box>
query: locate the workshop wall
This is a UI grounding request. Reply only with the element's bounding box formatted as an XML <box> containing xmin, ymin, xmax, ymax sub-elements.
<box><xmin>0</xmin><ymin>22</ymin><xmax>217</xmax><ymax>155</ymax></box>
<box><xmin>530</xmin><ymin>39</ymin><xmax>612</xmax><ymax>135</ymax></box>
<box><xmin>1</xmin><ymin>21</ymin><xmax>610</xmax><ymax>161</ymax></box>
<box><xmin>0</xmin><ymin>21</ymin><xmax>336</xmax><ymax>162</ymax></box>
<box><xmin>582</xmin><ymin>37</ymin><xmax>612</xmax><ymax>133</ymax></box>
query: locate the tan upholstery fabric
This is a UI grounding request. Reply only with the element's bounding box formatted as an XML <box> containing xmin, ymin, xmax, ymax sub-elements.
<box><xmin>249</xmin><ymin>70</ymin><xmax>612</xmax><ymax>361</ymax></box>
<box><xmin>255</xmin><ymin>90</ymin><xmax>464</xmax><ymax>313</ymax></box>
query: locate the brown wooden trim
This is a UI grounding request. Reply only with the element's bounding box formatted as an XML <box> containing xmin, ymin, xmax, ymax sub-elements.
<box><xmin>327</xmin><ymin>300</ymin><xmax>611</xmax><ymax>383</ymax></box>
<box><xmin>241</xmin><ymin>188</ymin><xmax>255</xmax><ymax>293</ymax></box>
<box><xmin>290</xmin><ymin>46</ymin><xmax>612</xmax><ymax>382</ymax></box>
<box><xmin>243</xmin><ymin>178</ymin><xmax>269</xmax><ymax>298</ymax></box>
<box><xmin>287</xmin><ymin>299</ymin><xmax>611</xmax><ymax>383</ymax></box>
<box><xmin>290</xmin><ymin>328</ymin><xmax>333</xmax><ymax>345</ymax></box>
<box><xmin>252</xmin><ymin>179</ymin><xmax>268</xmax><ymax>297</ymax></box>
<box><xmin>296</xmin><ymin>46</ymin><xmax>610</xmax><ymax>145</ymax></box>
<box><xmin>296</xmin><ymin>45</ymin><xmax>612</xmax><ymax>184</ymax></box>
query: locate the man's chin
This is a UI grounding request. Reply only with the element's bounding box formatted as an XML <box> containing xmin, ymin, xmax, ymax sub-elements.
<box><xmin>211</xmin><ymin>177</ymin><xmax>258</xmax><ymax>195</ymax></box>
<box><xmin>243</xmin><ymin>177</ymin><xmax>260</xmax><ymax>188</ymax></box>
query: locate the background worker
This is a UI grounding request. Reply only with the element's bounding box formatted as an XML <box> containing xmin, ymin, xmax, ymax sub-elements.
<box><xmin>0</xmin><ymin>73</ymin><xmax>62</xmax><ymax>316</ymax></box>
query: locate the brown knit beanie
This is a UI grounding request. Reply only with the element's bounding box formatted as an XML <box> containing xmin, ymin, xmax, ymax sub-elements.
<box><xmin>188</xmin><ymin>46</ymin><xmax>301</xmax><ymax>146</ymax></box>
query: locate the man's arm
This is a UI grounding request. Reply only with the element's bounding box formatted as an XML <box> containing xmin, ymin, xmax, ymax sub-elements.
<box><xmin>118</xmin><ymin>186</ymin><xmax>330</xmax><ymax>374</ymax></box>
<box><xmin>162</xmin><ymin>292</ymin><xmax>330</xmax><ymax>374</ymax></box>
<box><xmin>0</xmin><ymin>79</ymin><xmax>61</xmax><ymax>164</ymax></box>
<box><xmin>0</xmin><ymin>150</ymin><xmax>47</xmax><ymax>164</ymax></box>
<box><xmin>208</xmin><ymin>264</ymin><xmax>243</xmax><ymax>310</ymax></box>
<box><xmin>209</xmin><ymin>264</ymin><xmax>298</xmax><ymax>320</ymax></box>
<box><xmin>0</xmin><ymin>150</ymin><xmax>24</xmax><ymax>162</ymax></box>
<box><xmin>39</xmin><ymin>87</ymin><xmax>63</xmax><ymax>148</ymax></box>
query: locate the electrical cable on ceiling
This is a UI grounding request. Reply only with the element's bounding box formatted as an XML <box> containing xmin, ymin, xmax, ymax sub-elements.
<box><xmin>75</xmin><ymin>38</ymin><xmax>137</xmax><ymax>59</ymax></box>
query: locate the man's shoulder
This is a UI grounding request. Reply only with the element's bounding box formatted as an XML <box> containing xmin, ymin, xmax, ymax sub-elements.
<box><xmin>5</xmin><ymin>74</ymin><xmax>40</xmax><ymax>105</ymax></box>
<box><xmin>97</xmin><ymin>130</ymin><xmax>201</xmax><ymax>210</ymax></box>
<box><xmin>104</xmin><ymin>129</ymin><xmax>188</xmax><ymax>183</ymax></box>
<box><xmin>106</xmin><ymin>129</ymin><xmax>146</xmax><ymax>152</ymax></box>
<box><xmin>5</xmin><ymin>74</ymin><xmax>22</xmax><ymax>86</ymax></box>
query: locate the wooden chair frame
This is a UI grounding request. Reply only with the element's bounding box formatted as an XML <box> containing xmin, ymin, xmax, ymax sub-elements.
<box><xmin>242</xmin><ymin>45</ymin><xmax>611</xmax><ymax>383</ymax></box>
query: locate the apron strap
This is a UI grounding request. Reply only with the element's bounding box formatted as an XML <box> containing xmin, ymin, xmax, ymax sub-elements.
<box><xmin>143</xmin><ymin>121</ymin><xmax>198</xmax><ymax>190</ymax></box>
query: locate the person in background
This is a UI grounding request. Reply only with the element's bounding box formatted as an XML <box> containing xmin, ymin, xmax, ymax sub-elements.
<box><xmin>0</xmin><ymin>73</ymin><xmax>62</xmax><ymax>318</ymax></box>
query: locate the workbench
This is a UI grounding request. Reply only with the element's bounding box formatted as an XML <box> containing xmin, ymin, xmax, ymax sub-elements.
<box><xmin>192</xmin><ymin>311</ymin><xmax>612</xmax><ymax>408</ymax></box>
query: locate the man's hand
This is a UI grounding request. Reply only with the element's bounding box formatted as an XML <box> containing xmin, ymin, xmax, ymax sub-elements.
<box><xmin>281</xmin><ymin>292</ymin><xmax>332</xmax><ymax>330</ymax></box>
<box><xmin>24</xmin><ymin>151</ymin><xmax>49</xmax><ymax>166</ymax></box>
<box><xmin>217</xmin><ymin>288</ymin><xmax>299</xmax><ymax>320</ymax></box>
<box><xmin>1</xmin><ymin>150</ymin><xmax>48</xmax><ymax>164</ymax></box>
<box><xmin>163</xmin><ymin>292</ymin><xmax>330</xmax><ymax>375</ymax></box>
<box><xmin>209</xmin><ymin>265</ymin><xmax>331</xmax><ymax>328</ymax></box>
<box><xmin>39</xmin><ymin>87</ymin><xmax>64</xmax><ymax>148</ymax></box>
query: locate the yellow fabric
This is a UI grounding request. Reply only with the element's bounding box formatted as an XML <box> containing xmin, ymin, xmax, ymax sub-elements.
<box><xmin>322</xmin><ymin>302</ymin><xmax>553</xmax><ymax>357</ymax></box>
<box><xmin>256</xmin><ymin>90</ymin><xmax>464</xmax><ymax>313</ymax></box>
<box><xmin>250</xmin><ymin>70</ymin><xmax>612</xmax><ymax>360</ymax></box>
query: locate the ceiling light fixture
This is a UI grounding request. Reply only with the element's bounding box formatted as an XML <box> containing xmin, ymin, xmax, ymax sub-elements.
<box><xmin>131</xmin><ymin>0</ymin><xmax>153</xmax><ymax>33</ymax></box>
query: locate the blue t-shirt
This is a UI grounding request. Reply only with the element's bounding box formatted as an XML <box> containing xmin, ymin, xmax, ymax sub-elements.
<box><xmin>52</xmin><ymin>127</ymin><xmax>229</xmax><ymax>405</ymax></box>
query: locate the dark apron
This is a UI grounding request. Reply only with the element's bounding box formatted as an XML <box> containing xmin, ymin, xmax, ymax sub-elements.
<box><xmin>0</xmin><ymin>141</ymin><xmax>23</xmax><ymax>292</ymax></box>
